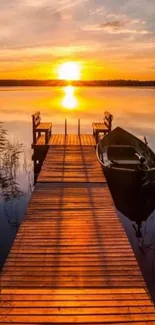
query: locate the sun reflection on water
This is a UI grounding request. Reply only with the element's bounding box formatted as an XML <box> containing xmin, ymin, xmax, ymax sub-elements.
<box><xmin>62</xmin><ymin>86</ymin><xmax>78</xmax><ymax>109</ymax></box>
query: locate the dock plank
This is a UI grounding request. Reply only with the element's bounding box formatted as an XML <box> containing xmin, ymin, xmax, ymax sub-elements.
<box><xmin>37</xmin><ymin>146</ymin><xmax>106</xmax><ymax>182</ymax></box>
<box><xmin>32</xmin><ymin>134</ymin><xmax>96</xmax><ymax>147</ymax></box>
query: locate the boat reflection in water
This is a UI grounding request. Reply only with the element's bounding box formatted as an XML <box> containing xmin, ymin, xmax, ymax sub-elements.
<box><xmin>107</xmin><ymin>177</ymin><xmax>155</xmax><ymax>238</ymax></box>
<box><xmin>106</xmin><ymin>167</ymin><xmax>155</xmax><ymax>301</ymax></box>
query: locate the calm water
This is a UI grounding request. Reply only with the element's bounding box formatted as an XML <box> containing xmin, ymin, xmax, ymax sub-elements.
<box><xmin>1</xmin><ymin>86</ymin><xmax>155</xmax><ymax>299</ymax></box>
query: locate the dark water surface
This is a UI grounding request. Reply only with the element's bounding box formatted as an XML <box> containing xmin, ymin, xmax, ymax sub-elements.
<box><xmin>1</xmin><ymin>86</ymin><xmax>155</xmax><ymax>300</ymax></box>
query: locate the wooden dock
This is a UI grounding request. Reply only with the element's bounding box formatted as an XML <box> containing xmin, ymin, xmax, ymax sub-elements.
<box><xmin>0</xmin><ymin>128</ymin><xmax>155</xmax><ymax>323</ymax></box>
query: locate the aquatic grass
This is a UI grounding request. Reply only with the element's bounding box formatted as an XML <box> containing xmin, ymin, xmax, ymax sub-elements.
<box><xmin>0</xmin><ymin>124</ymin><xmax>23</xmax><ymax>202</ymax></box>
<box><xmin>0</xmin><ymin>122</ymin><xmax>27</xmax><ymax>227</ymax></box>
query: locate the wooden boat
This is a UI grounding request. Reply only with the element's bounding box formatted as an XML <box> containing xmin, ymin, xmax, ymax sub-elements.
<box><xmin>97</xmin><ymin>127</ymin><xmax>155</xmax><ymax>191</ymax></box>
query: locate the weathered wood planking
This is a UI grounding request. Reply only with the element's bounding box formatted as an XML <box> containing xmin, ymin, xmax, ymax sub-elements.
<box><xmin>0</xmin><ymin>182</ymin><xmax>155</xmax><ymax>323</ymax></box>
<box><xmin>0</xmin><ymin>131</ymin><xmax>155</xmax><ymax>324</ymax></box>
<box><xmin>37</xmin><ymin>146</ymin><xmax>106</xmax><ymax>183</ymax></box>
<box><xmin>32</xmin><ymin>134</ymin><xmax>96</xmax><ymax>147</ymax></box>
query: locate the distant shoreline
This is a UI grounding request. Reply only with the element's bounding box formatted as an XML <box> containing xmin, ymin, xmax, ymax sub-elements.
<box><xmin>0</xmin><ymin>80</ymin><xmax>155</xmax><ymax>87</ymax></box>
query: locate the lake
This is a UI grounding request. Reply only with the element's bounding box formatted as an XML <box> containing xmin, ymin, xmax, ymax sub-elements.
<box><xmin>1</xmin><ymin>86</ymin><xmax>155</xmax><ymax>300</ymax></box>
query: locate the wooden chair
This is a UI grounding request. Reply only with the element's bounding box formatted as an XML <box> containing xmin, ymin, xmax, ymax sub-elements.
<box><xmin>32</xmin><ymin>112</ymin><xmax>52</xmax><ymax>144</ymax></box>
<box><xmin>92</xmin><ymin>111</ymin><xmax>113</xmax><ymax>143</ymax></box>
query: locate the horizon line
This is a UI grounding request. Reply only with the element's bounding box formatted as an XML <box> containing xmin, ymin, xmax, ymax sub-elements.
<box><xmin>0</xmin><ymin>79</ymin><xmax>155</xmax><ymax>82</ymax></box>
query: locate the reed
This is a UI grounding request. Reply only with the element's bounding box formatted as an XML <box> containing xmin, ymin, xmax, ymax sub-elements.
<box><xmin>0</xmin><ymin>122</ymin><xmax>33</xmax><ymax>227</ymax></box>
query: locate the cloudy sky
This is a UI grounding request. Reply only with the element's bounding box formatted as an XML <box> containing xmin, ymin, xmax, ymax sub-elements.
<box><xmin>0</xmin><ymin>0</ymin><xmax>155</xmax><ymax>79</ymax></box>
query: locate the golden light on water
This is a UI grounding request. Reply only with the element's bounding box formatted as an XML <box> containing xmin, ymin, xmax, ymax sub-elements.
<box><xmin>58</xmin><ymin>62</ymin><xmax>80</xmax><ymax>80</ymax></box>
<box><xmin>62</xmin><ymin>86</ymin><xmax>78</xmax><ymax>109</ymax></box>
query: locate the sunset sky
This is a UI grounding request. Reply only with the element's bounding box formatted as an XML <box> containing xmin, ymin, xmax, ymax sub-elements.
<box><xmin>0</xmin><ymin>0</ymin><xmax>155</xmax><ymax>80</ymax></box>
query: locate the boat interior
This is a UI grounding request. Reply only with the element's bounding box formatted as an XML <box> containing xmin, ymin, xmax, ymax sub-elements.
<box><xmin>103</xmin><ymin>145</ymin><xmax>141</xmax><ymax>168</ymax></box>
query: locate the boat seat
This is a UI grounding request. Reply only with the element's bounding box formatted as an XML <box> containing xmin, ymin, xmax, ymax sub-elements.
<box><xmin>112</xmin><ymin>159</ymin><xmax>140</xmax><ymax>165</ymax></box>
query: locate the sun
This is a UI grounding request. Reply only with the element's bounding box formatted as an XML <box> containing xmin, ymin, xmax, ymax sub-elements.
<box><xmin>58</xmin><ymin>62</ymin><xmax>80</xmax><ymax>80</ymax></box>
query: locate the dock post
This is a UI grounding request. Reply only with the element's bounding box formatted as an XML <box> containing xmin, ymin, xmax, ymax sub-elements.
<box><xmin>32</xmin><ymin>115</ymin><xmax>36</xmax><ymax>144</ymax></box>
<box><xmin>78</xmin><ymin>119</ymin><xmax>80</xmax><ymax>136</ymax></box>
<box><xmin>65</xmin><ymin>119</ymin><xmax>67</xmax><ymax>136</ymax></box>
